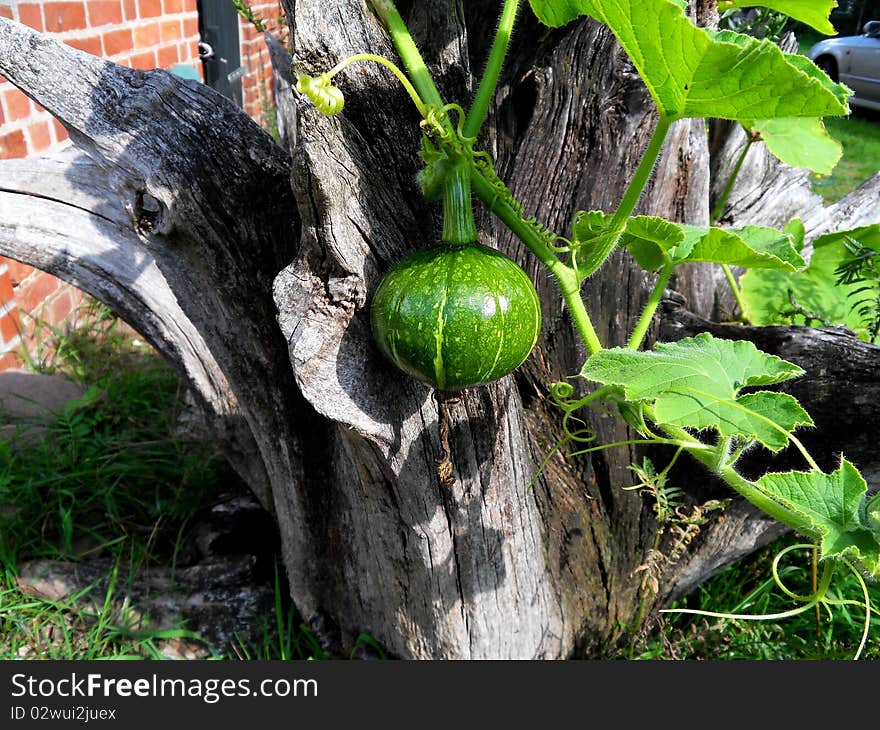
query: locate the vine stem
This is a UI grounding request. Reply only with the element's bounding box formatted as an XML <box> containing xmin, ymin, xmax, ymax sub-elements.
<box><xmin>843</xmin><ymin>560</ymin><xmax>872</xmax><ymax>660</ymax></box>
<box><xmin>659</xmin><ymin>423</ymin><xmax>819</xmax><ymax>539</ymax></box>
<box><xmin>574</xmin><ymin>114</ymin><xmax>672</xmax><ymax>289</ymax></box>
<box><xmin>627</xmin><ymin>258</ymin><xmax>674</xmax><ymax>350</ymax></box>
<box><xmin>471</xmin><ymin>171</ymin><xmax>603</xmax><ymax>354</ymax></box>
<box><xmin>721</xmin><ymin>263</ymin><xmax>748</xmax><ymax>320</ymax></box>
<box><xmin>369</xmin><ymin>0</ymin><xmax>445</xmax><ymax>108</ymax></box>
<box><xmin>712</xmin><ymin>136</ymin><xmax>755</xmax><ymax>319</ymax></box>
<box><xmin>710</xmin><ymin>135</ymin><xmax>754</xmax><ymax>224</ymax></box>
<box><xmin>661</xmin><ymin>562</ymin><xmax>835</xmax><ymax>622</ymax></box>
<box><xmin>567</xmin><ymin>437</ymin><xmax>712</xmax><ymax>458</ymax></box>
<box><xmin>325</xmin><ymin>53</ymin><xmax>429</xmax><ymax>116</ymax></box>
<box><xmin>610</xmin><ymin>115</ymin><xmax>673</xmax><ymax>232</ymax></box>
<box><xmin>463</xmin><ymin>0</ymin><xmax>519</xmax><ymax>140</ymax></box>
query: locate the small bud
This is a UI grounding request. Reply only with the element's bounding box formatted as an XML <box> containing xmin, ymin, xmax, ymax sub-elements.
<box><xmin>296</xmin><ymin>73</ymin><xmax>345</xmax><ymax>116</ymax></box>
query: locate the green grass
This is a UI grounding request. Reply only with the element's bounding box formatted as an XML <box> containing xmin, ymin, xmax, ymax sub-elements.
<box><xmin>0</xmin><ymin>302</ymin><xmax>226</xmax><ymax>659</ymax></box>
<box><xmin>1</xmin><ymin>305</ymin><xmax>220</xmax><ymax>566</ymax></box>
<box><xmin>632</xmin><ymin>534</ymin><xmax>880</xmax><ymax>660</ymax></box>
<box><xmin>0</xmin><ymin>560</ymin><xmax>208</xmax><ymax>660</ymax></box>
<box><xmin>812</xmin><ymin>112</ymin><xmax>880</xmax><ymax>204</ymax></box>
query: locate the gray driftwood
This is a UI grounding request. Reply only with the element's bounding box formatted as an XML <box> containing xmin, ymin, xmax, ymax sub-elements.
<box><xmin>0</xmin><ymin>3</ymin><xmax>878</xmax><ymax>658</ymax></box>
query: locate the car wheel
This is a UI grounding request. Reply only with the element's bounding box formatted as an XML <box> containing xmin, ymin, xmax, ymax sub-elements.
<box><xmin>813</xmin><ymin>55</ymin><xmax>838</xmax><ymax>82</ymax></box>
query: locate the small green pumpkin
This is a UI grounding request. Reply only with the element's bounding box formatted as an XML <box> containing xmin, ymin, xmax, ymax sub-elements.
<box><xmin>370</xmin><ymin>243</ymin><xmax>542</xmax><ymax>390</ymax></box>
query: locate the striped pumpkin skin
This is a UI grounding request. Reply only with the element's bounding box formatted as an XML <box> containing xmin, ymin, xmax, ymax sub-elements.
<box><xmin>371</xmin><ymin>243</ymin><xmax>542</xmax><ymax>390</ymax></box>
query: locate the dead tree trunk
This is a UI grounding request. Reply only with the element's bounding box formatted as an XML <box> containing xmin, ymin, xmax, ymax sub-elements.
<box><xmin>1</xmin><ymin>4</ymin><xmax>878</xmax><ymax>658</ymax></box>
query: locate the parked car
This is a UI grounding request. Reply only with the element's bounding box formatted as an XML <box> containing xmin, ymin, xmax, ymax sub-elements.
<box><xmin>808</xmin><ymin>20</ymin><xmax>880</xmax><ymax>111</ymax></box>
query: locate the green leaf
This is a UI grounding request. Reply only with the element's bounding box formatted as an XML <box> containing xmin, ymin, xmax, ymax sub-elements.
<box><xmin>675</xmin><ymin>225</ymin><xmax>806</xmax><ymax>270</ymax></box>
<box><xmin>619</xmin><ymin>216</ymin><xmax>683</xmax><ymax>271</ymax></box>
<box><xmin>745</xmin><ymin>117</ymin><xmax>843</xmax><ymax>175</ymax></box>
<box><xmin>718</xmin><ymin>1</ymin><xmax>837</xmax><ymax>36</ymax></box>
<box><xmin>658</xmin><ymin>390</ymin><xmax>812</xmax><ymax>451</ymax></box>
<box><xmin>581</xmin><ymin>333</ymin><xmax>808</xmax><ymax>450</ymax></box>
<box><xmin>755</xmin><ymin>460</ymin><xmax>880</xmax><ymax>572</ymax></box>
<box><xmin>527</xmin><ymin>0</ymin><xmax>850</xmax><ymax>121</ymax></box>
<box><xmin>740</xmin><ymin>224</ymin><xmax>880</xmax><ymax>340</ymax></box>
<box><xmin>867</xmin><ymin>492</ymin><xmax>880</xmax><ymax>534</ymax></box>
<box><xmin>621</xmin><ymin>217</ymin><xmax>805</xmax><ymax>272</ymax></box>
<box><xmin>783</xmin><ymin>218</ymin><xmax>805</xmax><ymax>253</ymax></box>
<box><xmin>571</xmin><ymin>210</ymin><xmax>619</xmax><ymax>279</ymax></box>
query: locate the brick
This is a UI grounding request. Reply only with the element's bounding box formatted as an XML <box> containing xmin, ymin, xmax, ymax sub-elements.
<box><xmin>49</xmin><ymin>291</ymin><xmax>74</xmax><ymax>324</ymax></box>
<box><xmin>178</xmin><ymin>40</ymin><xmax>198</xmax><ymax>63</ymax></box>
<box><xmin>138</xmin><ymin>0</ymin><xmax>162</xmax><ymax>18</ymax></box>
<box><xmin>52</xmin><ymin>118</ymin><xmax>69</xmax><ymax>144</ymax></box>
<box><xmin>0</xmin><ymin>130</ymin><xmax>27</xmax><ymax>159</ymax></box>
<box><xmin>26</xmin><ymin>120</ymin><xmax>52</xmax><ymax>154</ymax></box>
<box><xmin>0</xmin><ymin>6</ymin><xmax>12</xmax><ymax>20</ymax></box>
<box><xmin>123</xmin><ymin>0</ymin><xmax>137</xmax><ymax>20</ymax></box>
<box><xmin>163</xmin><ymin>0</ymin><xmax>184</xmax><ymax>13</ymax></box>
<box><xmin>19</xmin><ymin>4</ymin><xmax>45</xmax><ymax>31</ymax></box>
<box><xmin>15</xmin><ymin>271</ymin><xmax>61</xmax><ymax>314</ymax></box>
<box><xmin>0</xmin><ymin>270</ymin><xmax>14</xmax><ymax>303</ymax></box>
<box><xmin>0</xmin><ymin>310</ymin><xmax>22</xmax><ymax>344</ymax></box>
<box><xmin>66</xmin><ymin>35</ymin><xmax>103</xmax><ymax>56</ymax></box>
<box><xmin>103</xmin><ymin>27</ymin><xmax>134</xmax><ymax>56</ymax></box>
<box><xmin>159</xmin><ymin>18</ymin><xmax>181</xmax><ymax>42</ymax></box>
<box><xmin>4</xmin><ymin>260</ymin><xmax>35</xmax><ymax>286</ymax></box>
<box><xmin>0</xmin><ymin>351</ymin><xmax>24</xmax><ymax>372</ymax></box>
<box><xmin>88</xmin><ymin>0</ymin><xmax>123</xmax><ymax>27</ymax></box>
<box><xmin>157</xmin><ymin>43</ymin><xmax>179</xmax><ymax>68</ymax></box>
<box><xmin>182</xmin><ymin>16</ymin><xmax>198</xmax><ymax>38</ymax></box>
<box><xmin>2</xmin><ymin>88</ymin><xmax>32</xmax><ymax>122</ymax></box>
<box><xmin>127</xmin><ymin>50</ymin><xmax>157</xmax><ymax>70</ymax></box>
<box><xmin>44</xmin><ymin>2</ymin><xmax>88</xmax><ymax>32</ymax></box>
<box><xmin>133</xmin><ymin>21</ymin><xmax>160</xmax><ymax>47</ymax></box>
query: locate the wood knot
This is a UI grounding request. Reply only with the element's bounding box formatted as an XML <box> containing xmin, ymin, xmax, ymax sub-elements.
<box><xmin>133</xmin><ymin>189</ymin><xmax>168</xmax><ymax>236</ymax></box>
<box><xmin>127</xmin><ymin>70</ymin><xmax>147</xmax><ymax>89</ymax></box>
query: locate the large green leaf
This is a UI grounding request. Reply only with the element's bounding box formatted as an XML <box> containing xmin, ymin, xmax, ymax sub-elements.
<box><xmin>527</xmin><ymin>0</ymin><xmax>850</xmax><ymax>120</ymax></box>
<box><xmin>676</xmin><ymin>225</ymin><xmax>806</xmax><ymax>270</ymax></box>
<box><xmin>581</xmin><ymin>333</ymin><xmax>808</xmax><ymax>450</ymax></box>
<box><xmin>718</xmin><ymin>1</ymin><xmax>837</xmax><ymax>36</ymax></box>
<box><xmin>745</xmin><ymin>117</ymin><xmax>843</xmax><ymax>175</ymax></box>
<box><xmin>620</xmin><ymin>216</ymin><xmax>805</xmax><ymax>271</ymax></box>
<box><xmin>740</xmin><ymin>224</ymin><xmax>880</xmax><ymax>341</ymax></box>
<box><xmin>755</xmin><ymin>460</ymin><xmax>880</xmax><ymax>572</ymax></box>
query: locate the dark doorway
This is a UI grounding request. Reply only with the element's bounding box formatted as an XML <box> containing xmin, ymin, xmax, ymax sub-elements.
<box><xmin>197</xmin><ymin>1</ymin><xmax>244</xmax><ymax>107</ymax></box>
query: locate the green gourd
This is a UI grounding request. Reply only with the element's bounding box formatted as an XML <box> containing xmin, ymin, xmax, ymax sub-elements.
<box><xmin>371</xmin><ymin>243</ymin><xmax>542</xmax><ymax>390</ymax></box>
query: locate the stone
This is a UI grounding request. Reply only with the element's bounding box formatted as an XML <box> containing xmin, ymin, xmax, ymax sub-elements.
<box><xmin>0</xmin><ymin>368</ymin><xmax>85</xmax><ymax>444</ymax></box>
<box><xmin>0</xmin><ymin>369</ymin><xmax>85</xmax><ymax>421</ymax></box>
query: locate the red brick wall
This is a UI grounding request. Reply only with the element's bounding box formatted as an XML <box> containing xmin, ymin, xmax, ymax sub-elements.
<box><xmin>0</xmin><ymin>0</ymin><xmax>286</xmax><ymax>372</ymax></box>
<box><xmin>238</xmin><ymin>2</ymin><xmax>287</xmax><ymax>129</ymax></box>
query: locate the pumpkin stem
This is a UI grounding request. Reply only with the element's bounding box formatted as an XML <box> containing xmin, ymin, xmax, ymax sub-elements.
<box><xmin>441</xmin><ymin>162</ymin><xmax>478</xmax><ymax>245</ymax></box>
